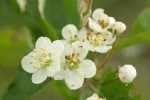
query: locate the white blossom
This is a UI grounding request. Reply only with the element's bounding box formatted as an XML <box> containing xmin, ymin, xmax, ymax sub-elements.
<box><xmin>54</xmin><ymin>41</ymin><xmax>96</xmax><ymax>90</ymax></box>
<box><xmin>118</xmin><ymin>64</ymin><xmax>137</xmax><ymax>84</ymax></box>
<box><xmin>112</xmin><ymin>22</ymin><xmax>126</xmax><ymax>35</ymax></box>
<box><xmin>87</xmin><ymin>94</ymin><xmax>103</xmax><ymax>100</ymax></box>
<box><xmin>91</xmin><ymin>8</ymin><xmax>116</xmax><ymax>30</ymax></box>
<box><xmin>89</xmin><ymin>18</ymin><xmax>102</xmax><ymax>33</ymax></box>
<box><xmin>21</xmin><ymin>37</ymin><xmax>64</xmax><ymax>84</ymax></box>
<box><xmin>62</xmin><ymin>24</ymin><xmax>86</xmax><ymax>43</ymax></box>
<box><xmin>83</xmin><ymin>29</ymin><xmax>116</xmax><ymax>53</ymax></box>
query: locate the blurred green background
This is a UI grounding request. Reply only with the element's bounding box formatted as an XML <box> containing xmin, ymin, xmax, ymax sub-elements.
<box><xmin>0</xmin><ymin>0</ymin><xmax>150</xmax><ymax>100</ymax></box>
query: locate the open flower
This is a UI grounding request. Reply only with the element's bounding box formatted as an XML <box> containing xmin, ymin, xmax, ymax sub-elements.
<box><xmin>21</xmin><ymin>37</ymin><xmax>64</xmax><ymax>84</ymax></box>
<box><xmin>89</xmin><ymin>8</ymin><xmax>116</xmax><ymax>32</ymax></box>
<box><xmin>87</xmin><ymin>94</ymin><xmax>104</xmax><ymax>100</ymax></box>
<box><xmin>82</xmin><ymin>29</ymin><xmax>116</xmax><ymax>53</ymax></box>
<box><xmin>54</xmin><ymin>41</ymin><xmax>96</xmax><ymax>90</ymax></box>
<box><xmin>62</xmin><ymin>24</ymin><xmax>86</xmax><ymax>43</ymax></box>
<box><xmin>118</xmin><ymin>64</ymin><xmax>137</xmax><ymax>84</ymax></box>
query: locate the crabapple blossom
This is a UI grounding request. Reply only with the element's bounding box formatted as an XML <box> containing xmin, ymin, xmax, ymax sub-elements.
<box><xmin>91</xmin><ymin>8</ymin><xmax>116</xmax><ymax>30</ymax></box>
<box><xmin>54</xmin><ymin>41</ymin><xmax>96</xmax><ymax>90</ymax></box>
<box><xmin>62</xmin><ymin>24</ymin><xmax>86</xmax><ymax>43</ymax></box>
<box><xmin>81</xmin><ymin>28</ymin><xmax>116</xmax><ymax>53</ymax></box>
<box><xmin>118</xmin><ymin>65</ymin><xmax>137</xmax><ymax>84</ymax></box>
<box><xmin>21</xmin><ymin>37</ymin><xmax>64</xmax><ymax>84</ymax></box>
<box><xmin>83</xmin><ymin>8</ymin><xmax>117</xmax><ymax>53</ymax></box>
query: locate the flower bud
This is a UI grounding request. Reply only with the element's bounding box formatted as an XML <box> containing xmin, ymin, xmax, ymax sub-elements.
<box><xmin>112</xmin><ymin>22</ymin><xmax>126</xmax><ymax>35</ymax></box>
<box><xmin>86</xmin><ymin>94</ymin><xmax>104</xmax><ymax>100</ymax></box>
<box><xmin>118</xmin><ymin>65</ymin><xmax>137</xmax><ymax>84</ymax></box>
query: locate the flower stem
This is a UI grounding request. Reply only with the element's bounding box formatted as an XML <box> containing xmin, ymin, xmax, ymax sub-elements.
<box><xmin>85</xmin><ymin>79</ymin><xmax>98</xmax><ymax>93</ymax></box>
<box><xmin>101</xmin><ymin>77</ymin><xmax>119</xmax><ymax>85</ymax></box>
<box><xmin>97</xmin><ymin>41</ymin><xmax>117</xmax><ymax>71</ymax></box>
<box><xmin>93</xmin><ymin>52</ymin><xmax>97</xmax><ymax>62</ymax></box>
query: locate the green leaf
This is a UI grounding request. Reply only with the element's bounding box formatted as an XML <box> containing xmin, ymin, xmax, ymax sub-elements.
<box><xmin>99</xmin><ymin>70</ymin><xmax>142</xmax><ymax>100</ymax></box>
<box><xmin>79</xmin><ymin>86</ymin><xmax>93</xmax><ymax>100</ymax></box>
<box><xmin>0</xmin><ymin>27</ymin><xmax>36</xmax><ymax>99</ymax></box>
<box><xmin>50</xmin><ymin>81</ymin><xmax>78</xmax><ymax>100</ymax></box>
<box><xmin>45</xmin><ymin>0</ymin><xmax>79</xmax><ymax>35</ymax></box>
<box><xmin>130</xmin><ymin>8</ymin><xmax>150</xmax><ymax>34</ymax></box>
<box><xmin>25</xmin><ymin>0</ymin><xmax>58</xmax><ymax>41</ymax></box>
<box><xmin>0</xmin><ymin>0</ymin><xmax>22</xmax><ymax>26</ymax></box>
<box><xmin>63</xmin><ymin>0</ymin><xmax>79</xmax><ymax>26</ymax></box>
<box><xmin>115</xmin><ymin>8</ymin><xmax>150</xmax><ymax>52</ymax></box>
<box><xmin>2</xmin><ymin>68</ymin><xmax>50</xmax><ymax>100</ymax></box>
<box><xmin>115</xmin><ymin>32</ymin><xmax>150</xmax><ymax>51</ymax></box>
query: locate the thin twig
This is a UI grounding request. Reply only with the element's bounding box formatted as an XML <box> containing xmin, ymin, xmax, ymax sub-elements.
<box><xmin>97</xmin><ymin>41</ymin><xmax>117</xmax><ymax>71</ymax></box>
<box><xmin>85</xmin><ymin>79</ymin><xmax>97</xmax><ymax>93</ymax></box>
<box><xmin>101</xmin><ymin>77</ymin><xmax>119</xmax><ymax>85</ymax></box>
<box><xmin>89</xmin><ymin>0</ymin><xmax>93</xmax><ymax>10</ymax></box>
<box><xmin>79</xmin><ymin>0</ymin><xmax>93</xmax><ymax>27</ymax></box>
<box><xmin>93</xmin><ymin>52</ymin><xmax>97</xmax><ymax>62</ymax></box>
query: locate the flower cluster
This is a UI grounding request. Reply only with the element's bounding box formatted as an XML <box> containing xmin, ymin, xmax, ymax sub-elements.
<box><xmin>21</xmin><ymin>8</ymin><xmax>136</xmax><ymax>91</ymax></box>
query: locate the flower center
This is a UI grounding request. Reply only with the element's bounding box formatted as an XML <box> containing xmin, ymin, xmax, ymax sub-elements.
<box><xmin>98</xmin><ymin>20</ymin><xmax>109</xmax><ymax>28</ymax></box>
<box><xmin>69</xmin><ymin>35</ymin><xmax>79</xmax><ymax>43</ymax></box>
<box><xmin>88</xmin><ymin>34</ymin><xmax>105</xmax><ymax>46</ymax></box>
<box><xmin>64</xmin><ymin>53</ymin><xmax>80</xmax><ymax>70</ymax></box>
<box><xmin>30</xmin><ymin>47</ymin><xmax>52</xmax><ymax>69</ymax></box>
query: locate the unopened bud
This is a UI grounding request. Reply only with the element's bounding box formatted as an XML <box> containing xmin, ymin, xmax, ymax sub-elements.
<box><xmin>118</xmin><ymin>65</ymin><xmax>137</xmax><ymax>84</ymax></box>
<box><xmin>112</xmin><ymin>22</ymin><xmax>126</xmax><ymax>35</ymax></box>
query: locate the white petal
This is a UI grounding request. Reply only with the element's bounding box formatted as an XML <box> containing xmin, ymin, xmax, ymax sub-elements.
<box><xmin>88</xmin><ymin>18</ymin><xmax>102</xmax><ymax>32</ymax></box>
<box><xmin>38</xmin><ymin>0</ymin><xmax>46</xmax><ymax>19</ymax></box>
<box><xmin>62</xmin><ymin>24</ymin><xmax>78</xmax><ymax>40</ymax></box>
<box><xmin>21</xmin><ymin>52</ymin><xmax>37</xmax><ymax>73</ymax></box>
<box><xmin>106</xmin><ymin>17</ymin><xmax>116</xmax><ymax>29</ymax></box>
<box><xmin>53</xmin><ymin>70</ymin><xmax>67</xmax><ymax>80</ymax></box>
<box><xmin>104</xmin><ymin>36</ymin><xmax>116</xmax><ymax>45</ymax></box>
<box><xmin>94</xmin><ymin>45</ymin><xmax>112</xmax><ymax>53</ymax></box>
<box><xmin>84</xmin><ymin>40</ymin><xmax>95</xmax><ymax>52</ymax></box>
<box><xmin>78</xmin><ymin>28</ymin><xmax>87</xmax><ymax>41</ymax></box>
<box><xmin>92</xmin><ymin>8</ymin><xmax>104</xmax><ymax>22</ymax></box>
<box><xmin>92</xmin><ymin>8</ymin><xmax>109</xmax><ymax>25</ymax></box>
<box><xmin>119</xmin><ymin>72</ymin><xmax>134</xmax><ymax>83</ymax></box>
<box><xmin>72</xmin><ymin>41</ymin><xmax>88</xmax><ymax>60</ymax></box>
<box><xmin>65</xmin><ymin>71</ymin><xmax>84</xmax><ymax>90</ymax></box>
<box><xmin>119</xmin><ymin>65</ymin><xmax>137</xmax><ymax>78</ymax></box>
<box><xmin>103</xmin><ymin>31</ymin><xmax>116</xmax><ymax>44</ymax></box>
<box><xmin>62</xmin><ymin>40</ymin><xmax>73</xmax><ymax>55</ymax></box>
<box><xmin>87</xmin><ymin>94</ymin><xmax>102</xmax><ymax>100</ymax></box>
<box><xmin>112</xmin><ymin>22</ymin><xmax>126</xmax><ymax>34</ymax></box>
<box><xmin>78</xmin><ymin>59</ymin><xmax>96</xmax><ymax>78</ymax></box>
<box><xmin>49</xmin><ymin>40</ymin><xmax>64</xmax><ymax>58</ymax></box>
<box><xmin>16</xmin><ymin>0</ymin><xmax>27</xmax><ymax>12</ymax></box>
<box><xmin>109</xmin><ymin>17</ymin><xmax>116</xmax><ymax>26</ymax></box>
<box><xmin>35</xmin><ymin>37</ymin><xmax>51</xmax><ymax>49</ymax></box>
<box><xmin>32</xmin><ymin>68</ymin><xmax>47</xmax><ymax>84</ymax></box>
<box><xmin>47</xmin><ymin>58</ymin><xmax>60</xmax><ymax>77</ymax></box>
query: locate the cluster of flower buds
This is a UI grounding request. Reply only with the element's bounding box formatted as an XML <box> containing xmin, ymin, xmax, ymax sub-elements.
<box><xmin>21</xmin><ymin>8</ymin><xmax>136</xmax><ymax>91</ymax></box>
